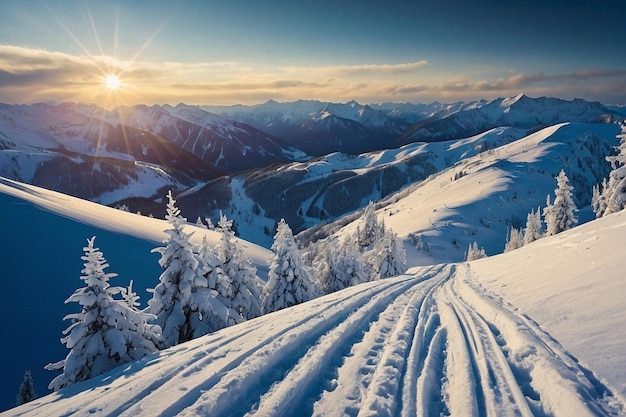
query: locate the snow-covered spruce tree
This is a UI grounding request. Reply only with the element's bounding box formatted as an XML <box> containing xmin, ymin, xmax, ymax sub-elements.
<box><xmin>16</xmin><ymin>370</ymin><xmax>36</xmax><ymax>406</ymax></box>
<box><xmin>368</xmin><ymin>228</ymin><xmax>407</xmax><ymax>280</ymax></box>
<box><xmin>148</xmin><ymin>191</ymin><xmax>228</xmax><ymax>347</ymax></box>
<box><xmin>196</xmin><ymin>234</ymin><xmax>224</xmax><ymax>303</ymax></box>
<box><xmin>524</xmin><ymin>207</ymin><xmax>542</xmax><ymax>244</ymax></box>
<box><xmin>316</xmin><ymin>236</ymin><xmax>366</xmax><ymax>294</ymax></box>
<box><xmin>357</xmin><ymin>201</ymin><xmax>382</xmax><ymax>249</ymax></box>
<box><xmin>504</xmin><ymin>227</ymin><xmax>524</xmax><ymax>252</ymax></box>
<box><xmin>314</xmin><ymin>238</ymin><xmax>336</xmax><ymax>294</ymax></box>
<box><xmin>215</xmin><ymin>213</ymin><xmax>263</xmax><ymax>321</ymax></box>
<box><xmin>600</xmin><ymin>123</ymin><xmax>626</xmax><ymax>216</ymax></box>
<box><xmin>465</xmin><ymin>241</ymin><xmax>487</xmax><ymax>261</ymax></box>
<box><xmin>195</xmin><ymin>216</ymin><xmax>207</xmax><ymax>229</ymax></box>
<box><xmin>591</xmin><ymin>178</ymin><xmax>608</xmax><ymax>218</ymax></box>
<box><xmin>262</xmin><ymin>219</ymin><xmax>322</xmax><ymax>313</ymax></box>
<box><xmin>119</xmin><ymin>280</ymin><xmax>165</xmax><ymax>354</ymax></box>
<box><xmin>544</xmin><ymin>170</ymin><xmax>578</xmax><ymax>236</ymax></box>
<box><xmin>46</xmin><ymin>237</ymin><xmax>161</xmax><ymax>390</ymax></box>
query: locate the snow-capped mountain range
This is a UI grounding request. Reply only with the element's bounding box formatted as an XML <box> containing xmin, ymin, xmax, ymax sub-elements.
<box><xmin>395</xmin><ymin>94</ymin><xmax>618</xmax><ymax>145</ymax></box>
<box><xmin>0</xmin><ymin>95</ymin><xmax>620</xmax><ymax>222</ymax></box>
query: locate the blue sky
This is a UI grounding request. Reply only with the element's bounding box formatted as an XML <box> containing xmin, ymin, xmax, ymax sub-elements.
<box><xmin>1</xmin><ymin>0</ymin><xmax>625</xmax><ymax>106</ymax></box>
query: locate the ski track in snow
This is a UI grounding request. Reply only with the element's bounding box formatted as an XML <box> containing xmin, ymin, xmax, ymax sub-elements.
<box><xmin>12</xmin><ymin>264</ymin><xmax>623</xmax><ymax>417</ymax></box>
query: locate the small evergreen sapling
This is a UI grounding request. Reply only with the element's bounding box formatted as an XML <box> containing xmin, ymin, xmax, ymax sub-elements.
<box><xmin>524</xmin><ymin>208</ymin><xmax>542</xmax><ymax>244</ymax></box>
<box><xmin>504</xmin><ymin>227</ymin><xmax>524</xmax><ymax>252</ymax></box>
<box><xmin>465</xmin><ymin>241</ymin><xmax>487</xmax><ymax>261</ymax></box>
<box><xmin>16</xmin><ymin>370</ymin><xmax>36</xmax><ymax>406</ymax></box>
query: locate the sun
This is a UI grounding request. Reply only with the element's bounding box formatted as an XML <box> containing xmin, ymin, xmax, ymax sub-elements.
<box><xmin>104</xmin><ymin>74</ymin><xmax>121</xmax><ymax>90</ymax></box>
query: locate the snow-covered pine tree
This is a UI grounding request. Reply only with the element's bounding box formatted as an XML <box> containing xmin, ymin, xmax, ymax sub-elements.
<box><xmin>16</xmin><ymin>370</ymin><xmax>36</xmax><ymax>406</ymax></box>
<box><xmin>368</xmin><ymin>228</ymin><xmax>407</xmax><ymax>280</ymax></box>
<box><xmin>316</xmin><ymin>236</ymin><xmax>366</xmax><ymax>294</ymax></box>
<box><xmin>504</xmin><ymin>227</ymin><xmax>524</xmax><ymax>252</ymax></box>
<box><xmin>215</xmin><ymin>213</ymin><xmax>263</xmax><ymax>321</ymax></box>
<box><xmin>544</xmin><ymin>170</ymin><xmax>578</xmax><ymax>236</ymax></box>
<box><xmin>262</xmin><ymin>219</ymin><xmax>322</xmax><ymax>313</ymax></box>
<box><xmin>196</xmin><ymin>216</ymin><xmax>207</xmax><ymax>229</ymax></box>
<box><xmin>46</xmin><ymin>237</ymin><xmax>156</xmax><ymax>390</ymax></box>
<box><xmin>524</xmin><ymin>207</ymin><xmax>542</xmax><ymax>244</ymax></box>
<box><xmin>196</xmin><ymin>234</ymin><xmax>223</xmax><ymax>303</ymax></box>
<box><xmin>314</xmin><ymin>238</ymin><xmax>335</xmax><ymax>294</ymax></box>
<box><xmin>148</xmin><ymin>191</ymin><xmax>228</xmax><ymax>347</ymax></box>
<box><xmin>357</xmin><ymin>201</ymin><xmax>382</xmax><ymax>249</ymax></box>
<box><xmin>120</xmin><ymin>280</ymin><xmax>165</xmax><ymax>355</ymax></box>
<box><xmin>335</xmin><ymin>236</ymin><xmax>367</xmax><ymax>287</ymax></box>
<box><xmin>465</xmin><ymin>241</ymin><xmax>487</xmax><ymax>261</ymax></box>
<box><xmin>591</xmin><ymin>178</ymin><xmax>608</xmax><ymax>218</ymax></box>
<box><xmin>600</xmin><ymin>123</ymin><xmax>626</xmax><ymax>216</ymax></box>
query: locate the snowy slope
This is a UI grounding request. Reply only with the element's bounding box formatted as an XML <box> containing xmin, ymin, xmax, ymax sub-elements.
<box><xmin>326</xmin><ymin>122</ymin><xmax>620</xmax><ymax>265</ymax></box>
<box><xmin>0</xmin><ymin>178</ymin><xmax>271</xmax><ymax>411</ymax></box>
<box><xmin>0</xmin><ymin>177</ymin><xmax>271</xmax><ymax>273</ymax></box>
<box><xmin>6</xmin><ymin>210</ymin><xmax>626</xmax><ymax>416</ymax></box>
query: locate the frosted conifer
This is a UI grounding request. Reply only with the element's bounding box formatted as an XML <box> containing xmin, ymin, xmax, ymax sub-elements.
<box><xmin>524</xmin><ymin>208</ymin><xmax>542</xmax><ymax>244</ymax></box>
<box><xmin>601</xmin><ymin>124</ymin><xmax>626</xmax><ymax>216</ymax></box>
<box><xmin>368</xmin><ymin>228</ymin><xmax>407</xmax><ymax>279</ymax></box>
<box><xmin>357</xmin><ymin>201</ymin><xmax>381</xmax><ymax>249</ymax></box>
<box><xmin>16</xmin><ymin>371</ymin><xmax>36</xmax><ymax>406</ymax></box>
<box><xmin>504</xmin><ymin>227</ymin><xmax>524</xmax><ymax>252</ymax></box>
<box><xmin>262</xmin><ymin>219</ymin><xmax>322</xmax><ymax>313</ymax></box>
<box><xmin>591</xmin><ymin>179</ymin><xmax>608</xmax><ymax>218</ymax></box>
<box><xmin>120</xmin><ymin>281</ymin><xmax>165</xmax><ymax>354</ymax></box>
<box><xmin>148</xmin><ymin>191</ymin><xmax>228</xmax><ymax>347</ymax></box>
<box><xmin>316</xmin><ymin>236</ymin><xmax>366</xmax><ymax>294</ymax></box>
<box><xmin>215</xmin><ymin>213</ymin><xmax>263</xmax><ymax>321</ymax></box>
<box><xmin>465</xmin><ymin>241</ymin><xmax>487</xmax><ymax>261</ymax></box>
<box><xmin>46</xmin><ymin>237</ymin><xmax>158</xmax><ymax>390</ymax></box>
<box><xmin>544</xmin><ymin>170</ymin><xmax>577</xmax><ymax>235</ymax></box>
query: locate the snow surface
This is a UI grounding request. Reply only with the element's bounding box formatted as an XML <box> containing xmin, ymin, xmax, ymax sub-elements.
<box><xmin>5</xmin><ymin>210</ymin><xmax>626</xmax><ymax>416</ymax></box>
<box><xmin>2</xmin><ymin>168</ymin><xmax>625</xmax><ymax>415</ymax></box>
<box><xmin>1</xmin><ymin>116</ymin><xmax>624</xmax><ymax>415</ymax></box>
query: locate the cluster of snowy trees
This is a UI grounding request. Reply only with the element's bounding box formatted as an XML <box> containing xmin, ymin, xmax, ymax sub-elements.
<box><xmin>46</xmin><ymin>193</ymin><xmax>403</xmax><ymax>392</ymax></box>
<box><xmin>44</xmin><ymin>192</ymin><xmax>265</xmax><ymax>391</ymax></box>
<box><xmin>505</xmin><ymin>169</ymin><xmax>578</xmax><ymax>253</ymax></box>
<box><xmin>504</xmin><ymin>170</ymin><xmax>578</xmax><ymax>252</ymax></box>
<box><xmin>466</xmin><ymin>169</ymin><xmax>578</xmax><ymax>260</ymax></box>
<box><xmin>310</xmin><ymin>201</ymin><xmax>407</xmax><ymax>293</ymax></box>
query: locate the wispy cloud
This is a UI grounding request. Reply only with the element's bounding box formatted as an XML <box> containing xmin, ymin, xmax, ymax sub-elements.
<box><xmin>1</xmin><ymin>45</ymin><xmax>625</xmax><ymax>106</ymax></box>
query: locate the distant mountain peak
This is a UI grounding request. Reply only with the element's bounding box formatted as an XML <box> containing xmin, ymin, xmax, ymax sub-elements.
<box><xmin>500</xmin><ymin>93</ymin><xmax>528</xmax><ymax>107</ymax></box>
